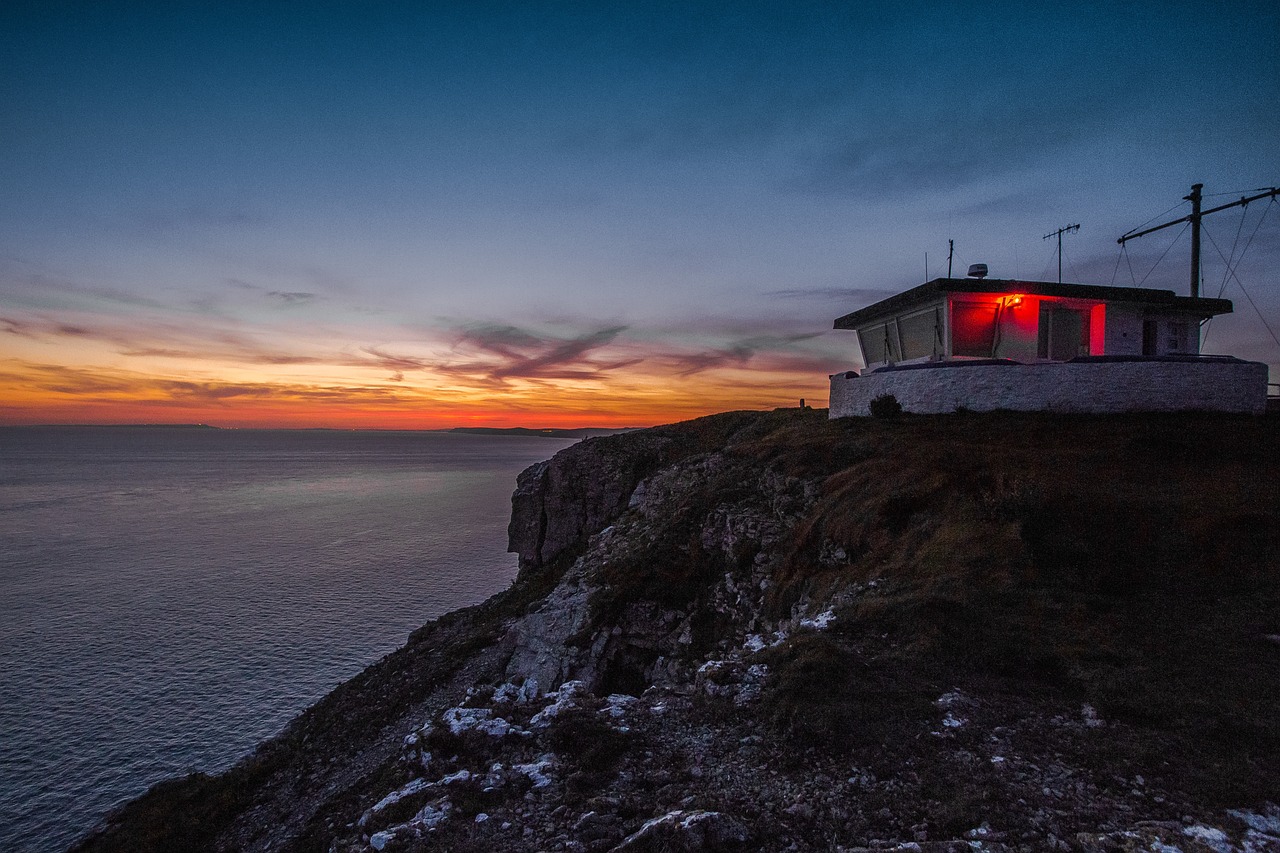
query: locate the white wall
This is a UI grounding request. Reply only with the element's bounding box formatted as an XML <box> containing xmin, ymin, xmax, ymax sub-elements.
<box><xmin>1103</xmin><ymin>305</ymin><xmax>1144</xmax><ymax>355</ymax></box>
<box><xmin>829</xmin><ymin>359</ymin><xmax>1268</xmax><ymax>417</ymax></box>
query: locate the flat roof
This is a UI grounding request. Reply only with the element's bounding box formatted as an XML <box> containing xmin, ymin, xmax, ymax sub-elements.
<box><xmin>833</xmin><ymin>278</ymin><xmax>1233</xmax><ymax>329</ymax></box>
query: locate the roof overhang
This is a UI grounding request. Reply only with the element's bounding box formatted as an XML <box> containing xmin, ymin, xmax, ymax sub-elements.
<box><xmin>833</xmin><ymin>278</ymin><xmax>1233</xmax><ymax>329</ymax></box>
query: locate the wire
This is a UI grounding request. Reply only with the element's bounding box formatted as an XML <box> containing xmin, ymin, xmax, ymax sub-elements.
<box><xmin>1216</xmin><ymin>198</ymin><xmax>1275</xmax><ymax>299</ymax></box>
<box><xmin>1038</xmin><ymin>247</ymin><xmax>1057</xmax><ymax>282</ymax></box>
<box><xmin>1216</xmin><ymin>202</ymin><xmax>1250</xmax><ymax>298</ymax></box>
<box><xmin>1063</xmin><ymin>246</ymin><xmax>1081</xmax><ymax>284</ymax></box>
<box><xmin>1202</xmin><ymin>223</ymin><xmax>1280</xmax><ymax>350</ymax></box>
<box><xmin>1109</xmin><ymin>246</ymin><xmax>1124</xmax><ymax>285</ymax></box>
<box><xmin>1121</xmin><ymin>198</ymin><xmax>1189</xmax><ymax>238</ymax></box>
<box><xmin>1204</xmin><ymin>186</ymin><xmax>1278</xmax><ymax>198</ymax></box>
<box><xmin>1135</xmin><ymin>222</ymin><xmax>1190</xmax><ymax>286</ymax></box>
<box><xmin>1123</xmin><ymin>244</ymin><xmax>1138</xmax><ymax>286</ymax></box>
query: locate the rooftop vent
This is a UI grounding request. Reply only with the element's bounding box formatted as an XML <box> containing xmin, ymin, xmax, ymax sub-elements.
<box><xmin>967</xmin><ymin>263</ymin><xmax>988</xmax><ymax>279</ymax></box>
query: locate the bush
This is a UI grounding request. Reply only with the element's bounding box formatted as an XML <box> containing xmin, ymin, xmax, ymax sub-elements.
<box><xmin>756</xmin><ymin>635</ymin><xmax>930</xmax><ymax>751</ymax></box>
<box><xmin>869</xmin><ymin>394</ymin><xmax>903</xmax><ymax>418</ymax></box>
<box><xmin>543</xmin><ymin>708</ymin><xmax>632</xmax><ymax>773</ymax></box>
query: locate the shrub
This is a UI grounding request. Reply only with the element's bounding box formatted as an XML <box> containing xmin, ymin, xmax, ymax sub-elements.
<box><xmin>869</xmin><ymin>394</ymin><xmax>903</xmax><ymax>418</ymax></box>
<box><xmin>756</xmin><ymin>635</ymin><xmax>930</xmax><ymax>751</ymax></box>
<box><xmin>542</xmin><ymin>708</ymin><xmax>632</xmax><ymax>773</ymax></box>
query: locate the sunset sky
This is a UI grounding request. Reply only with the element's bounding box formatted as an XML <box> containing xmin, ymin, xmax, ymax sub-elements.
<box><xmin>2</xmin><ymin>2</ymin><xmax>1278</xmax><ymax>428</ymax></box>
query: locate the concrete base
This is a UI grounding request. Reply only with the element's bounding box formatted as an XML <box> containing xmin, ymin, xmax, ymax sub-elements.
<box><xmin>829</xmin><ymin>357</ymin><xmax>1269</xmax><ymax>418</ymax></box>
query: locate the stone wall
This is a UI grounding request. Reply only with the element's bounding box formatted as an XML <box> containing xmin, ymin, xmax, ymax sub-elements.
<box><xmin>829</xmin><ymin>358</ymin><xmax>1269</xmax><ymax>417</ymax></box>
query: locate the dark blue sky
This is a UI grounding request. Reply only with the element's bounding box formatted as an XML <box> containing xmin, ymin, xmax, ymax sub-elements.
<box><xmin>2</xmin><ymin>2</ymin><xmax>1278</xmax><ymax>425</ymax></box>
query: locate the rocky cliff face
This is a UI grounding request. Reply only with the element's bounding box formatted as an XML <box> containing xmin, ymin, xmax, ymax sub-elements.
<box><xmin>73</xmin><ymin>409</ymin><xmax>1280</xmax><ymax>853</ymax></box>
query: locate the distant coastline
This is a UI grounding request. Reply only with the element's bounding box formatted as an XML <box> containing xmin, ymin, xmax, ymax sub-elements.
<box><xmin>446</xmin><ymin>426</ymin><xmax>638</xmax><ymax>438</ymax></box>
<box><xmin>1</xmin><ymin>424</ymin><xmax>636</xmax><ymax>436</ymax></box>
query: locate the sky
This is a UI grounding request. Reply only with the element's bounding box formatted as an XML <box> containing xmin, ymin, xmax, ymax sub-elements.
<box><xmin>2</xmin><ymin>1</ymin><xmax>1278</xmax><ymax>428</ymax></box>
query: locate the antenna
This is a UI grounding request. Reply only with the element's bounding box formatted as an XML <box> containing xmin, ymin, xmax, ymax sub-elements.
<box><xmin>1117</xmin><ymin>183</ymin><xmax>1280</xmax><ymax>297</ymax></box>
<box><xmin>1042</xmin><ymin>224</ymin><xmax>1079</xmax><ymax>283</ymax></box>
<box><xmin>947</xmin><ymin>239</ymin><xmax>954</xmax><ymax>278</ymax></box>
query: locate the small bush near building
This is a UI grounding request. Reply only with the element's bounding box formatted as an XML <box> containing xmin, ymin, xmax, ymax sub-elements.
<box><xmin>869</xmin><ymin>394</ymin><xmax>903</xmax><ymax>418</ymax></box>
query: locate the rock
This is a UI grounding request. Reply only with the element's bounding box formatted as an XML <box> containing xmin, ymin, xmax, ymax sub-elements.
<box><xmin>610</xmin><ymin>810</ymin><xmax>751</xmax><ymax>852</ymax></box>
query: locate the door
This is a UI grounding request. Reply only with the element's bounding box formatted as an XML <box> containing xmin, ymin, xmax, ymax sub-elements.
<box><xmin>1038</xmin><ymin>306</ymin><xmax>1088</xmax><ymax>360</ymax></box>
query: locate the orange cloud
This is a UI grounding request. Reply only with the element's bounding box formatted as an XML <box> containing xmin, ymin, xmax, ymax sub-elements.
<box><xmin>0</xmin><ymin>298</ymin><xmax>852</xmax><ymax>427</ymax></box>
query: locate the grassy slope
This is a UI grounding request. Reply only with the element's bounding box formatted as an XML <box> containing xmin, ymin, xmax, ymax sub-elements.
<box><xmin>735</xmin><ymin>410</ymin><xmax>1280</xmax><ymax>807</ymax></box>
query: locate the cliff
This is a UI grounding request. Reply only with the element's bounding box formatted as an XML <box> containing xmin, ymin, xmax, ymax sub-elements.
<box><xmin>72</xmin><ymin>409</ymin><xmax>1280</xmax><ymax>853</ymax></box>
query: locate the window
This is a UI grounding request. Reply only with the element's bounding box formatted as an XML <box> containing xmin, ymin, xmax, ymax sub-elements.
<box><xmin>898</xmin><ymin>308</ymin><xmax>941</xmax><ymax>360</ymax></box>
<box><xmin>857</xmin><ymin>320</ymin><xmax>902</xmax><ymax>365</ymax></box>
<box><xmin>951</xmin><ymin>303</ymin><xmax>998</xmax><ymax>357</ymax></box>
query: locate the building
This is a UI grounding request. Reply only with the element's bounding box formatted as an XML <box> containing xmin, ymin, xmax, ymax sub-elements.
<box><xmin>828</xmin><ymin>275</ymin><xmax>1268</xmax><ymax>416</ymax></box>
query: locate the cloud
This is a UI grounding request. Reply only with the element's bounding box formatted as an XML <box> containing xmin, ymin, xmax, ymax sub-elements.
<box><xmin>440</xmin><ymin>323</ymin><xmax>640</xmax><ymax>383</ymax></box>
<box><xmin>0</xmin><ymin>361</ymin><xmax>410</xmax><ymax>407</ymax></box>
<box><xmin>664</xmin><ymin>333</ymin><xmax>826</xmax><ymax>376</ymax></box>
<box><xmin>266</xmin><ymin>290</ymin><xmax>318</xmax><ymax>306</ymax></box>
<box><xmin>763</xmin><ymin>287</ymin><xmax>899</xmax><ymax>302</ymax></box>
<box><xmin>789</xmin><ymin>95</ymin><xmax>1124</xmax><ymax>200</ymax></box>
<box><xmin>1</xmin><ymin>316</ymin><xmax>36</xmax><ymax>337</ymax></box>
<box><xmin>136</xmin><ymin>205</ymin><xmax>260</xmax><ymax>231</ymax></box>
<box><xmin>0</xmin><ymin>271</ymin><xmax>169</xmax><ymax>311</ymax></box>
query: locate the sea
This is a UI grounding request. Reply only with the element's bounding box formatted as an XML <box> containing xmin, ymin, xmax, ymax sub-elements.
<box><xmin>0</xmin><ymin>426</ymin><xmax>578</xmax><ymax>852</ymax></box>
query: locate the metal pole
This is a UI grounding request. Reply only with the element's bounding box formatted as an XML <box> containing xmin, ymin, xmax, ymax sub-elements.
<box><xmin>1186</xmin><ymin>183</ymin><xmax>1202</xmax><ymax>298</ymax></box>
<box><xmin>1042</xmin><ymin>224</ymin><xmax>1079</xmax><ymax>283</ymax></box>
<box><xmin>947</xmin><ymin>240</ymin><xmax>953</xmax><ymax>278</ymax></box>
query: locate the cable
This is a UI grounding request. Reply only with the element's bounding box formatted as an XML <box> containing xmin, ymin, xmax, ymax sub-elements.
<box><xmin>1203</xmin><ymin>224</ymin><xmax>1280</xmax><ymax>350</ymax></box>
<box><xmin>1063</xmin><ymin>246</ymin><xmax>1081</xmax><ymax>284</ymax></box>
<box><xmin>1216</xmin><ymin>197</ymin><xmax>1275</xmax><ymax>299</ymax></box>
<box><xmin>1216</xmin><ymin>203</ymin><xmax>1250</xmax><ymax>298</ymax></box>
<box><xmin>1204</xmin><ymin>186</ymin><xmax>1277</xmax><ymax>198</ymax></box>
<box><xmin>1121</xmin><ymin>199</ymin><xmax>1189</xmax><ymax>239</ymax></box>
<box><xmin>1136</xmin><ymin>222</ymin><xmax>1190</xmax><ymax>286</ymax></box>
<box><xmin>1123</xmin><ymin>244</ymin><xmax>1138</xmax><ymax>286</ymax></box>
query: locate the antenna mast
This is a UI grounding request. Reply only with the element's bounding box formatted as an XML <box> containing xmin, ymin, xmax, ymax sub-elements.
<box><xmin>1117</xmin><ymin>183</ymin><xmax>1280</xmax><ymax>298</ymax></box>
<box><xmin>947</xmin><ymin>239</ymin><xmax>954</xmax><ymax>278</ymax></box>
<box><xmin>1042</xmin><ymin>223</ymin><xmax>1080</xmax><ymax>283</ymax></box>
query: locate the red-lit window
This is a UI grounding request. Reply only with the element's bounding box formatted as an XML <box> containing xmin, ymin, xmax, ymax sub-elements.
<box><xmin>951</xmin><ymin>302</ymin><xmax>998</xmax><ymax>357</ymax></box>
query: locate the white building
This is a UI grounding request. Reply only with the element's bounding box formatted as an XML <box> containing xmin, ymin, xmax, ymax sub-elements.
<box><xmin>828</xmin><ymin>276</ymin><xmax>1268</xmax><ymax>416</ymax></box>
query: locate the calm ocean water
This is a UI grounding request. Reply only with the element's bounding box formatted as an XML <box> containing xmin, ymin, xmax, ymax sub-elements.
<box><xmin>0</xmin><ymin>427</ymin><xmax>576</xmax><ymax>852</ymax></box>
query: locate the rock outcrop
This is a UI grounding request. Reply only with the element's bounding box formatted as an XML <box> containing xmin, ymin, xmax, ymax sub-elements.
<box><xmin>72</xmin><ymin>409</ymin><xmax>1280</xmax><ymax>853</ymax></box>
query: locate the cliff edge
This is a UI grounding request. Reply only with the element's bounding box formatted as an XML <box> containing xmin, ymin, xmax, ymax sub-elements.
<box><xmin>72</xmin><ymin>409</ymin><xmax>1280</xmax><ymax>853</ymax></box>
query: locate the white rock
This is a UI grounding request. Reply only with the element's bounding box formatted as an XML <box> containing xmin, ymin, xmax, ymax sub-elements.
<box><xmin>440</xmin><ymin>769</ymin><xmax>472</xmax><ymax>785</ymax></box>
<box><xmin>1182</xmin><ymin>825</ymin><xmax>1231</xmax><ymax>853</ymax></box>
<box><xmin>799</xmin><ymin>609</ymin><xmax>835</xmax><ymax>630</ymax></box>
<box><xmin>601</xmin><ymin>693</ymin><xmax>637</xmax><ymax>718</ymax></box>
<box><xmin>442</xmin><ymin>706</ymin><xmax>515</xmax><ymax>737</ymax></box>
<box><xmin>371</xmin><ymin>777</ymin><xmax>430</xmax><ymax>813</ymax></box>
<box><xmin>515</xmin><ymin>755</ymin><xmax>557</xmax><ymax>788</ymax></box>
<box><xmin>529</xmin><ymin>680</ymin><xmax>591</xmax><ymax>728</ymax></box>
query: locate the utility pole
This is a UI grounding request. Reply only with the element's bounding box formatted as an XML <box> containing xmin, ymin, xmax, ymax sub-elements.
<box><xmin>1118</xmin><ymin>183</ymin><xmax>1280</xmax><ymax>298</ymax></box>
<box><xmin>947</xmin><ymin>239</ymin><xmax>954</xmax><ymax>278</ymax></box>
<box><xmin>1187</xmin><ymin>183</ymin><xmax>1202</xmax><ymax>297</ymax></box>
<box><xmin>1042</xmin><ymin>223</ymin><xmax>1080</xmax><ymax>283</ymax></box>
